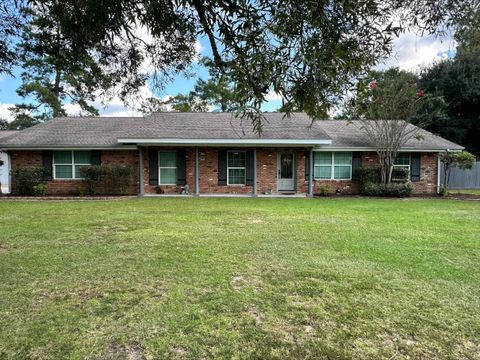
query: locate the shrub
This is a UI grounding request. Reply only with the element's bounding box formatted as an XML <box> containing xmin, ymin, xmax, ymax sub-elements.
<box><xmin>80</xmin><ymin>165</ymin><xmax>104</xmax><ymax>195</ymax></box>
<box><xmin>318</xmin><ymin>184</ymin><xmax>331</xmax><ymax>196</ymax></box>
<box><xmin>11</xmin><ymin>166</ymin><xmax>46</xmax><ymax>195</ymax></box>
<box><xmin>105</xmin><ymin>165</ymin><xmax>134</xmax><ymax>195</ymax></box>
<box><xmin>438</xmin><ymin>185</ymin><xmax>448</xmax><ymax>197</ymax></box>
<box><xmin>74</xmin><ymin>184</ymin><xmax>85</xmax><ymax>197</ymax></box>
<box><xmin>362</xmin><ymin>182</ymin><xmax>413</xmax><ymax>197</ymax></box>
<box><xmin>80</xmin><ymin>165</ymin><xmax>134</xmax><ymax>195</ymax></box>
<box><xmin>391</xmin><ymin>167</ymin><xmax>409</xmax><ymax>183</ymax></box>
<box><xmin>358</xmin><ymin>166</ymin><xmax>381</xmax><ymax>192</ymax></box>
<box><xmin>33</xmin><ymin>183</ymin><xmax>47</xmax><ymax>196</ymax></box>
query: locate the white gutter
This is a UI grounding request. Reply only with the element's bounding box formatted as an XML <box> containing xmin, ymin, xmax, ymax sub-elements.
<box><xmin>1</xmin><ymin>145</ymin><xmax>138</xmax><ymax>150</ymax></box>
<box><xmin>313</xmin><ymin>147</ymin><xmax>463</xmax><ymax>152</ymax></box>
<box><xmin>117</xmin><ymin>138</ymin><xmax>332</xmax><ymax>146</ymax></box>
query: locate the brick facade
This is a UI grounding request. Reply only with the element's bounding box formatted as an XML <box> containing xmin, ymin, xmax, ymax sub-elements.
<box><xmin>142</xmin><ymin>147</ymin><xmax>307</xmax><ymax>195</ymax></box>
<box><xmin>9</xmin><ymin>149</ymin><xmax>440</xmax><ymax>195</ymax></box>
<box><xmin>10</xmin><ymin>150</ymin><xmax>139</xmax><ymax>195</ymax></box>
<box><xmin>310</xmin><ymin>152</ymin><xmax>439</xmax><ymax>195</ymax></box>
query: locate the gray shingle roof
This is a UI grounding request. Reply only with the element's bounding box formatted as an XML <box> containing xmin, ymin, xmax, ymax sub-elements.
<box><xmin>0</xmin><ymin>113</ymin><xmax>331</xmax><ymax>147</ymax></box>
<box><xmin>0</xmin><ymin>130</ymin><xmax>18</xmax><ymax>141</ymax></box>
<box><xmin>0</xmin><ymin>113</ymin><xmax>463</xmax><ymax>151</ymax></box>
<box><xmin>318</xmin><ymin>120</ymin><xmax>463</xmax><ymax>151</ymax></box>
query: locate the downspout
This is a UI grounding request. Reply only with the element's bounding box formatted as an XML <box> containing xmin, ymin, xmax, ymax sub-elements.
<box><xmin>437</xmin><ymin>153</ymin><xmax>441</xmax><ymax>194</ymax></box>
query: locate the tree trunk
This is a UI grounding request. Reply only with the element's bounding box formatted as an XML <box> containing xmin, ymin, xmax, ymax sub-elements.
<box><xmin>387</xmin><ymin>164</ymin><xmax>394</xmax><ymax>184</ymax></box>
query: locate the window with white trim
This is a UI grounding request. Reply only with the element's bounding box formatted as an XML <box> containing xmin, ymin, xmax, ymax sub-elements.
<box><xmin>392</xmin><ymin>153</ymin><xmax>410</xmax><ymax>181</ymax></box>
<box><xmin>314</xmin><ymin>152</ymin><xmax>352</xmax><ymax>180</ymax></box>
<box><xmin>158</xmin><ymin>151</ymin><xmax>177</xmax><ymax>185</ymax></box>
<box><xmin>227</xmin><ymin>151</ymin><xmax>246</xmax><ymax>185</ymax></box>
<box><xmin>53</xmin><ymin>151</ymin><xmax>92</xmax><ymax>179</ymax></box>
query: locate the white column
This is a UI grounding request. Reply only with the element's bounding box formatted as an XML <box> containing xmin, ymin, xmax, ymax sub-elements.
<box><xmin>195</xmin><ymin>147</ymin><xmax>200</xmax><ymax>196</ymax></box>
<box><xmin>308</xmin><ymin>149</ymin><xmax>314</xmax><ymax>197</ymax></box>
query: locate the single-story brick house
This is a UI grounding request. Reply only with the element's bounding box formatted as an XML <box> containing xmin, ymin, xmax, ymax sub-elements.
<box><xmin>0</xmin><ymin>112</ymin><xmax>463</xmax><ymax>196</ymax></box>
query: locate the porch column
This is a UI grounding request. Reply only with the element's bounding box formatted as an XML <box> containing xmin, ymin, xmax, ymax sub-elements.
<box><xmin>252</xmin><ymin>148</ymin><xmax>258</xmax><ymax>197</ymax></box>
<box><xmin>194</xmin><ymin>147</ymin><xmax>200</xmax><ymax>196</ymax></box>
<box><xmin>308</xmin><ymin>148</ymin><xmax>314</xmax><ymax>197</ymax></box>
<box><xmin>138</xmin><ymin>146</ymin><xmax>145</xmax><ymax>196</ymax></box>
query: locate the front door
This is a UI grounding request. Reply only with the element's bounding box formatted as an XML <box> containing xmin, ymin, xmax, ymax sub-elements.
<box><xmin>277</xmin><ymin>153</ymin><xmax>295</xmax><ymax>191</ymax></box>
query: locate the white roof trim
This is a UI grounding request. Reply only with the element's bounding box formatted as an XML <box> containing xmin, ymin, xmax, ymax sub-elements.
<box><xmin>118</xmin><ymin>138</ymin><xmax>332</xmax><ymax>146</ymax></box>
<box><xmin>1</xmin><ymin>145</ymin><xmax>138</xmax><ymax>150</ymax></box>
<box><xmin>314</xmin><ymin>147</ymin><xmax>463</xmax><ymax>152</ymax></box>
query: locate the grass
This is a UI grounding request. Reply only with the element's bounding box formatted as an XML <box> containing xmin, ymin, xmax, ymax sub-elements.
<box><xmin>0</xmin><ymin>198</ymin><xmax>479</xmax><ymax>359</ymax></box>
<box><xmin>449</xmin><ymin>188</ymin><xmax>480</xmax><ymax>196</ymax></box>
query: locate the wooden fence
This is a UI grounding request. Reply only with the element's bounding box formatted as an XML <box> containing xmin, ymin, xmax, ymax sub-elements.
<box><xmin>440</xmin><ymin>161</ymin><xmax>480</xmax><ymax>189</ymax></box>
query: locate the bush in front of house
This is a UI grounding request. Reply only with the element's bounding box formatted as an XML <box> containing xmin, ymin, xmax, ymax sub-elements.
<box><xmin>33</xmin><ymin>183</ymin><xmax>48</xmax><ymax>196</ymax></box>
<box><xmin>80</xmin><ymin>165</ymin><xmax>134</xmax><ymax>195</ymax></box>
<box><xmin>362</xmin><ymin>182</ymin><xmax>413</xmax><ymax>197</ymax></box>
<box><xmin>80</xmin><ymin>165</ymin><xmax>104</xmax><ymax>195</ymax></box>
<box><xmin>391</xmin><ymin>167</ymin><xmax>409</xmax><ymax>183</ymax></box>
<box><xmin>318</xmin><ymin>184</ymin><xmax>331</xmax><ymax>196</ymax></box>
<box><xmin>104</xmin><ymin>165</ymin><xmax>134</xmax><ymax>195</ymax></box>
<box><xmin>11</xmin><ymin>166</ymin><xmax>46</xmax><ymax>195</ymax></box>
<box><xmin>358</xmin><ymin>166</ymin><xmax>381</xmax><ymax>192</ymax></box>
<box><xmin>358</xmin><ymin>166</ymin><xmax>412</xmax><ymax>197</ymax></box>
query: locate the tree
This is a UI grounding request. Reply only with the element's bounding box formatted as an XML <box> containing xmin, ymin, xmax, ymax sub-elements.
<box><xmin>0</xmin><ymin>2</ymin><xmax>23</xmax><ymax>74</ymax></box>
<box><xmin>140</xmin><ymin>94</ymin><xmax>210</xmax><ymax>114</ymax></box>
<box><xmin>11</xmin><ymin>6</ymin><xmax>113</xmax><ymax>126</ymax></box>
<box><xmin>191</xmin><ymin>58</ymin><xmax>237</xmax><ymax>112</ymax></box>
<box><xmin>350</xmin><ymin>68</ymin><xmax>432</xmax><ymax>184</ymax></box>
<box><xmin>7</xmin><ymin>106</ymin><xmax>41</xmax><ymax>130</ymax></box>
<box><xmin>0</xmin><ymin>119</ymin><xmax>8</xmax><ymax>130</ymax></box>
<box><xmin>2</xmin><ymin>0</ymin><xmax>473</xmax><ymax>130</ymax></box>
<box><xmin>419</xmin><ymin>9</ymin><xmax>480</xmax><ymax>155</ymax></box>
<box><xmin>141</xmin><ymin>57</ymin><xmax>236</xmax><ymax>114</ymax></box>
<box><xmin>439</xmin><ymin>151</ymin><xmax>476</xmax><ymax>192</ymax></box>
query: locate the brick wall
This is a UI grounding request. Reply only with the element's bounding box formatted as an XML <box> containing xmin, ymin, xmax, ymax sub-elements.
<box><xmin>305</xmin><ymin>151</ymin><xmax>438</xmax><ymax>195</ymax></box>
<box><xmin>10</xmin><ymin>150</ymin><xmax>139</xmax><ymax>195</ymax></box>
<box><xmin>9</xmin><ymin>148</ymin><xmax>440</xmax><ymax>195</ymax></box>
<box><xmin>357</xmin><ymin>151</ymin><xmax>438</xmax><ymax>194</ymax></box>
<box><xmin>143</xmin><ymin>147</ymin><xmax>308</xmax><ymax>195</ymax></box>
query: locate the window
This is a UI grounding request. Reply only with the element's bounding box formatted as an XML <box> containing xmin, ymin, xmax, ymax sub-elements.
<box><xmin>314</xmin><ymin>152</ymin><xmax>332</xmax><ymax>179</ymax></box>
<box><xmin>314</xmin><ymin>152</ymin><xmax>352</xmax><ymax>180</ymax></box>
<box><xmin>158</xmin><ymin>151</ymin><xmax>177</xmax><ymax>185</ymax></box>
<box><xmin>227</xmin><ymin>151</ymin><xmax>246</xmax><ymax>185</ymax></box>
<box><xmin>393</xmin><ymin>153</ymin><xmax>410</xmax><ymax>180</ymax></box>
<box><xmin>53</xmin><ymin>151</ymin><xmax>92</xmax><ymax>179</ymax></box>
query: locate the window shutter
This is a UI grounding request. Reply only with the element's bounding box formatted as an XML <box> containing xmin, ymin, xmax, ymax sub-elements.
<box><xmin>148</xmin><ymin>149</ymin><xmax>158</xmax><ymax>185</ymax></box>
<box><xmin>352</xmin><ymin>152</ymin><xmax>362</xmax><ymax>181</ymax></box>
<box><xmin>305</xmin><ymin>151</ymin><xmax>310</xmax><ymax>180</ymax></box>
<box><xmin>411</xmin><ymin>153</ymin><xmax>421</xmax><ymax>182</ymax></box>
<box><xmin>91</xmin><ymin>150</ymin><xmax>101</xmax><ymax>165</ymax></box>
<box><xmin>176</xmin><ymin>149</ymin><xmax>187</xmax><ymax>185</ymax></box>
<box><xmin>245</xmin><ymin>150</ymin><xmax>254</xmax><ymax>186</ymax></box>
<box><xmin>218</xmin><ymin>150</ymin><xmax>227</xmax><ymax>185</ymax></box>
<box><xmin>42</xmin><ymin>150</ymin><xmax>53</xmax><ymax>181</ymax></box>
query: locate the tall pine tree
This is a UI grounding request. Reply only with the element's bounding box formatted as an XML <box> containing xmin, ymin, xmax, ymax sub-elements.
<box><xmin>11</xmin><ymin>6</ymin><xmax>112</xmax><ymax>125</ymax></box>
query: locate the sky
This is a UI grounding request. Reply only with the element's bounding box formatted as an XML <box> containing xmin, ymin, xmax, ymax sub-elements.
<box><xmin>0</xmin><ymin>31</ymin><xmax>456</xmax><ymax>121</ymax></box>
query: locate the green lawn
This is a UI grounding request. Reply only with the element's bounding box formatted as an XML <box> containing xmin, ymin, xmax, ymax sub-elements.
<box><xmin>0</xmin><ymin>198</ymin><xmax>479</xmax><ymax>359</ymax></box>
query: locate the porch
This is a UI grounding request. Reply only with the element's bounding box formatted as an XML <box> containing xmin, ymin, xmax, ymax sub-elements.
<box><xmin>136</xmin><ymin>147</ymin><xmax>315</xmax><ymax>197</ymax></box>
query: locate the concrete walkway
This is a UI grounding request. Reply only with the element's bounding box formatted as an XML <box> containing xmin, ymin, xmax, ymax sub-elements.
<box><xmin>142</xmin><ymin>193</ymin><xmax>309</xmax><ymax>198</ymax></box>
